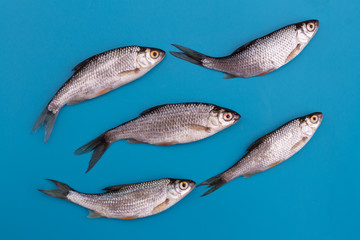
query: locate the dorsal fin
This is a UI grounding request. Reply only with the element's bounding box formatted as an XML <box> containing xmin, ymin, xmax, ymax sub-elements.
<box><xmin>72</xmin><ymin>55</ymin><xmax>98</xmax><ymax>73</ymax></box>
<box><xmin>140</xmin><ymin>104</ymin><xmax>167</xmax><ymax>116</ymax></box>
<box><xmin>247</xmin><ymin>126</ymin><xmax>283</xmax><ymax>152</ymax></box>
<box><xmin>231</xmin><ymin>39</ymin><xmax>257</xmax><ymax>55</ymax></box>
<box><xmin>247</xmin><ymin>136</ymin><xmax>265</xmax><ymax>152</ymax></box>
<box><xmin>247</xmin><ymin>132</ymin><xmax>273</xmax><ymax>152</ymax></box>
<box><xmin>102</xmin><ymin>183</ymin><xmax>133</xmax><ymax>192</ymax></box>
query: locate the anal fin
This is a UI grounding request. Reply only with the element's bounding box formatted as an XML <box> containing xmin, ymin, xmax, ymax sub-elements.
<box><xmin>243</xmin><ymin>173</ymin><xmax>255</xmax><ymax>178</ymax></box>
<box><xmin>67</xmin><ymin>100</ymin><xmax>83</xmax><ymax>105</ymax></box>
<box><xmin>224</xmin><ymin>73</ymin><xmax>238</xmax><ymax>79</ymax></box>
<box><xmin>88</xmin><ymin>210</ymin><xmax>102</xmax><ymax>218</ymax></box>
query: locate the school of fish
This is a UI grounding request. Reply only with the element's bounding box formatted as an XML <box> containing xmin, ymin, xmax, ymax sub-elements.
<box><xmin>36</xmin><ymin>19</ymin><xmax>323</xmax><ymax>220</ymax></box>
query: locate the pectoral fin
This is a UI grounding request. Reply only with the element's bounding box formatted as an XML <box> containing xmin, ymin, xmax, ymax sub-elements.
<box><xmin>291</xmin><ymin>137</ymin><xmax>308</xmax><ymax>151</ymax></box>
<box><xmin>152</xmin><ymin>199</ymin><xmax>169</xmax><ymax>214</ymax></box>
<box><xmin>88</xmin><ymin>210</ymin><xmax>102</xmax><ymax>218</ymax></box>
<box><xmin>118</xmin><ymin>68</ymin><xmax>140</xmax><ymax>77</ymax></box>
<box><xmin>188</xmin><ymin>124</ymin><xmax>211</xmax><ymax>133</ymax></box>
<box><xmin>285</xmin><ymin>44</ymin><xmax>301</xmax><ymax>63</ymax></box>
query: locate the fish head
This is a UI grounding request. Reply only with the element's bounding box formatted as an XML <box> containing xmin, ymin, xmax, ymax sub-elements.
<box><xmin>207</xmin><ymin>106</ymin><xmax>241</xmax><ymax>131</ymax></box>
<box><xmin>167</xmin><ymin>179</ymin><xmax>196</xmax><ymax>200</ymax></box>
<box><xmin>299</xmin><ymin>112</ymin><xmax>323</xmax><ymax>136</ymax></box>
<box><xmin>296</xmin><ymin>20</ymin><xmax>320</xmax><ymax>44</ymax></box>
<box><xmin>136</xmin><ymin>47</ymin><xmax>166</xmax><ymax>69</ymax></box>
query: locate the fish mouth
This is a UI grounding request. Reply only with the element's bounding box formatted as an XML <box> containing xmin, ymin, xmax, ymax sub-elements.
<box><xmin>188</xmin><ymin>180</ymin><xmax>196</xmax><ymax>189</ymax></box>
<box><xmin>234</xmin><ymin>113</ymin><xmax>241</xmax><ymax>121</ymax></box>
<box><xmin>312</xmin><ymin>112</ymin><xmax>323</xmax><ymax>119</ymax></box>
<box><xmin>314</xmin><ymin>19</ymin><xmax>320</xmax><ymax>28</ymax></box>
<box><xmin>159</xmin><ymin>50</ymin><xmax>166</xmax><ymax>60</ymax></box>
<box><xmin>315</xmin><ymin>112</ymin><xmax>323</xmax><ymax>123</ymax></box>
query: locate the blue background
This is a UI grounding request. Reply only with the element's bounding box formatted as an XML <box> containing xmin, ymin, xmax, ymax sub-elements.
<box><xmin>1</xmin><ymin>0</ymin><xmax>359</xmax><ymax>239</ymax></box>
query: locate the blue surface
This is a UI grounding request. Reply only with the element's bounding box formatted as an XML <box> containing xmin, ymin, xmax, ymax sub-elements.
<box><xmin>1</xmin><ymin>0</ymin><xmax>359</xmax><ymax>239</ymax></box>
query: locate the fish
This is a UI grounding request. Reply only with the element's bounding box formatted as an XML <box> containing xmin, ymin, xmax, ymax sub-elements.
<box><xmin>171</xmin><ymin>20</ymin><xmax>319</xmax><ymax>79</ymax></box>
<box><xmin>75</xmin><ymin>103</ymin><xmax>241</xmax><ymax>172</ymax></box>
<box><xmin>32</xmin><ymin>46</ymin><xmax>166</xmax><ymax>142</ymax></box>
<box><xmin>198</xmin><ymin>112</ymin><xmax>323</xmax><ymax>196</ymax></box>
<box><xmin>39</xmin><ymin>178</ymin><xmax>195</xmax><ymax>220</ymax></box>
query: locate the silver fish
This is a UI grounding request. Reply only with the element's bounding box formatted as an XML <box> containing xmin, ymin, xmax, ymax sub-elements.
<box><xmin>32</xmin><ymin>46</ymin><xmax>166</xmax><ymax>142</ymax></box>
<box><xmin>171</xmin><ymin>20</ymin><xmax>319</xmax><ymax>78</ymax></box>
<box><xmin>39</xmin><ymin>178</ymin><xmax>195</xmax><ymax>220</ymax></box>
<box><xmin>75</xmin><ymin>103</ymin><xmax>240</xmax><ymax>172</ymax></box>
<box><xmin>199</xmin><ymin>112</ymin><xmax>323</xmax><ymax>196</ymax></box>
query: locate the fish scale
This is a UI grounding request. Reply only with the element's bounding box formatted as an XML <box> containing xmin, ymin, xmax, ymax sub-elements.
<box><xmin>171</xmin><ymin>20</ymin><xmax>319</xmax><ymax>78</ymax></box>
<box><xmin>50</xmin><ymin>48</ymin><xmax>139</xmax><ymax>112</ymax></box>
<box><xmin>32</xmin><ymin>46</ymin><xmax>165</xmax><ymax>142</ymax></box>
<box><xmin>75</xmin><ymin>103</ymin><xmax>240</xmax><ymax>172</ymax></box>
<box><xmin>108</xmin><ymin>103</ymin><xmax>216</xmax><ymax>142</ymax></box>
<box><xmin>199</xmin><ymin>112</ymin><xmax>323</xmax><ymax>196</ymax></box>
<box><xmin>39</xmin><ymin>178</ymin><xmax>195</xmax><ymax>219</ymax></box>
<box><xmin>207</xmin><ymin>26</ymin><xmax>298</xmax><ymax>77</ymax></box>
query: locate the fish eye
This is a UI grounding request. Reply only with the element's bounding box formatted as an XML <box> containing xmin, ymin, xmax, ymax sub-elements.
<box><xmin>310</xmin><ymin>115</ymin><xmax>318</xmax><ymax>123</ymax></box>
<box><xmin>306</xmin><ymin>22</ymin><xmax>315</xmax><ymax>32</ymax></box>
<box><xmin>150</xmin><ymin>50</ymin><xmax>159</xmax><ymax>59</ymax></box>
<box><xmin>223</xmin><ymin>112</ymin><xmax>233</xmax><ymax>121</ymax></box>
<box><xmin>179</xmin><ymin>181</ymin><xmax>189</xmax><ymax>190</ymax></box>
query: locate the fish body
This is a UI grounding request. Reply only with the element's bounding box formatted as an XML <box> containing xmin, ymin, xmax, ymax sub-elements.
<box><xmin>32</xmin><ymin>46</ymin><xmax>165</xmax><ymax>142</ymax></box>
<box><xmin>75</xmin><ymin>103</ymin><xmax>240</xmax><ymax>172</ymax></box>
<box><xmin>171</xmin><ymin>20</ymin><xmax>319</xmax><ymax>78</ymax></box>
<box><xmin>199</xmin><ymin>112</ymin><xmax>323</xmax><ymax>196</ymax></box>
<box><xmin>39</xmin><ymin>178</ymin><xmax>195</xmax><ymax>220</ymax></box>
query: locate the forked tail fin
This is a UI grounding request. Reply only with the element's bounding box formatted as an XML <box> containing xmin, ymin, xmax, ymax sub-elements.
<box><xmin>170</xmin><ymin>44</ymin><xmax>209</xmax><ymax>66</ymax></box>
<box><xmin>74</xmin><ymin>134</ymin><xmax>111</xmax><ymax>173</ymax></box>
<box><xmin>38</xmin><ymin>179</ymin><xmax>74</xmax><ymax>200</ymax></box>
<box><xmin>32</xmin><ymin>106</ymin><xmax>59</xmax><ymax>143</ymax></box>
<box><xmin>197</xmin><ymin>174</ymin><xmax>228</xmax><ymax>197</ymax></box>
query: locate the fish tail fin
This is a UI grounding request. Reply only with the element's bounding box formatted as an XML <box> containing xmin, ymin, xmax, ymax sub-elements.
<box><xmin>74</xmin><ymin>134</ymin><xmax>111</xmax><ymax>173</ymax></box>
<box><xmin>32</xmin><ymin>106</ymin><xmax>59</xmax><ymax>143</ymax></box>
<box><xmin>38</xmin><ymin>179</ymin><xmax>74</xmax><ymax>200</ymax></box>
<box><xmin>197</xmin><ymin>174</ymin><xmax>228</xmax><ymax>197</ymax></box>
<box><xmin>170</xmin><ymin>44</ymin><xmax>209</xmax><ymax>66</ymax></box>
